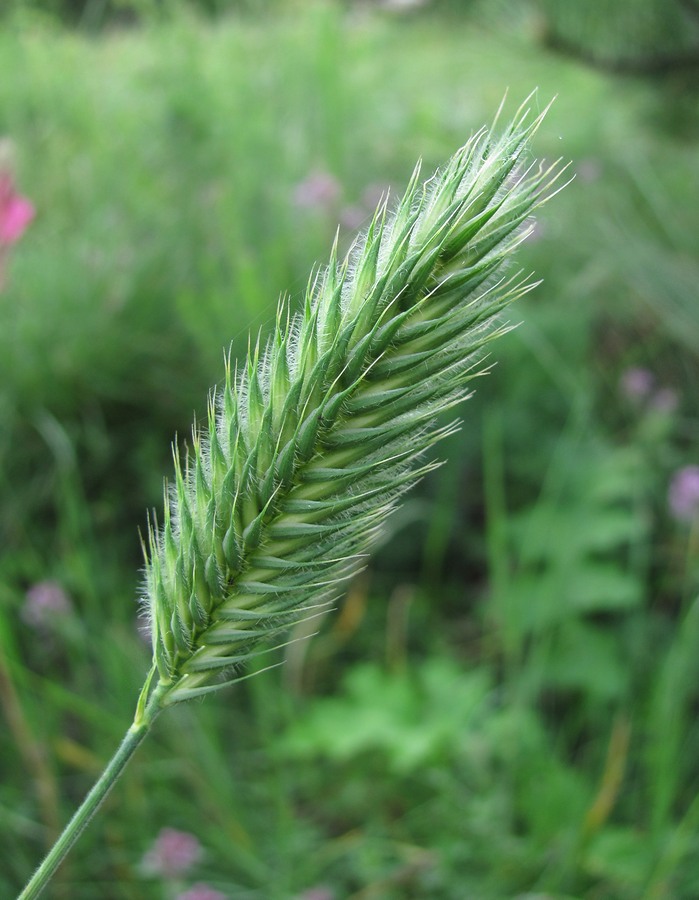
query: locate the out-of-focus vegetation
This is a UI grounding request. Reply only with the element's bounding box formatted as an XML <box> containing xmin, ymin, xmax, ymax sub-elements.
<box><xmin>2</xmin><ymin>1</ymin><xmax>699</xmax><ymax>898</ymax></box>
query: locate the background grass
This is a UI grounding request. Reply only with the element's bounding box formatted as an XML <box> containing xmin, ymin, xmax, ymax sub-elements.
<box><xmin>2</xmin><ymin>2</ymin><xmax>699</xmax><ymax>898</ymax></box>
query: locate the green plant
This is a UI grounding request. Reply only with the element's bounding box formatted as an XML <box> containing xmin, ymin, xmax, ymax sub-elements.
<box><xmin>17</xmin><ymin>98</ymin><xmax>566</xmax><ymax>899</ymax></box>
<box><xmin>536</xmin><ymin>0</ymin><xmax>699</xmax><ymax>73</ymax></box>
<box><xmin>485</xmin><ymin>422</ymin><xmax>652</xmax><ymax>695</ymax></box>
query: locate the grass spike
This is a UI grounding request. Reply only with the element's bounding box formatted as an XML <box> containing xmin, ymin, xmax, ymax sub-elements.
<box><xmin>18</xmin><ymin>100</ymin><xmax>569</xmax><ymax>900</ymax></box>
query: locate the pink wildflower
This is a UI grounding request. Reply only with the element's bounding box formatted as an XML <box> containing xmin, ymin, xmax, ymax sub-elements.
<box><xmin>175</xmin><ymin>885</ymin><xmax>228</xmax><ymax>900</ymax></box>
<box><xmin>21</xmin><ymin>581</ymin><xmax>73</xmax><ymax>629</ymax></box>
<box><xmin>293</xmin><ymin>171</ymin><xmax>341</xmax><ymax>210</ymax></box>
<box><xmin>142</xmin><ymin>828</ymin><xmax>202</xmax><ymax>878</ymax></box>
<box><xmin>0</xmin><ymin>172</ymin><xmax>34</xmax><ymax>245</ymax></box>
<box><xmin>619</xmin><ymin>367</ymin><xmax>654</xmax><ymax>402</ymax></box>
<box><xmin>668</xmin><ymin>466</ymin><xmax>699</xmax><ymax>523</ymax></box>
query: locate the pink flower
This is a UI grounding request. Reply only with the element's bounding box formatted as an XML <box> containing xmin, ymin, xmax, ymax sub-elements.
<box><xmin>668</xmin><ymin>466</ymin><xmax>699</xmax><ymax>523</ymax></box>
<box><xmin>293</xmin><ymin>171</ymin><xmax>341</xmax><ymax>210</ymax></box>
<box><xmin>175</xmin><ymin>885</ymin><xmax>228</xmax><ymax>900</ymax></box>
<box><xmin>0</xmin><ymin>172</ymin><xmax>34</xmax><ymax>245</ymax></box>
<box><xmin>142</xmin><ymin>828</ymin><xmax>202</xmax><ymax>877</ymax></box>
<box><xmin>619</xmin><ymin>367</ymin><xmax>654</xmax><ymax>402</ymax></box>
<box><xmin>22</xmin><ymin>581</ymin><xmax>73</xmax><ymax>629</ymax></box>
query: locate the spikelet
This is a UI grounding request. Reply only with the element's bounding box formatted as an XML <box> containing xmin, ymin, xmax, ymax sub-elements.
<box><xmin>142</xmin><ymin>99</ymin><xmax>568</xmax><ymax>707</ymax></box>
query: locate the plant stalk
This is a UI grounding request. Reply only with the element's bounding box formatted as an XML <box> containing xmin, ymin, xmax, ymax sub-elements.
<box><xmin>17</xmin><ymin>681</ymin><xmax>164</xmax><ymax>900</ymax></box>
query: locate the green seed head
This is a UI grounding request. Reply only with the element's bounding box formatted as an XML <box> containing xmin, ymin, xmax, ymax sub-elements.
<box><xmin>142</xmin><ymin>98</ymin><xmax>568</xmax><ymax>707</ymax></box>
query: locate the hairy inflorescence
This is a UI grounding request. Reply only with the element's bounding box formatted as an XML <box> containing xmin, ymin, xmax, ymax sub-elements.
<box><xmin>142</xmin><ymin>99</ymin><xmax>568</xmax><ymax>707</ymax></box>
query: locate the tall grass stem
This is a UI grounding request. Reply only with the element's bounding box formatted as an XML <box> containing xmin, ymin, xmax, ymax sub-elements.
<box><xmin>17</xmin><ymin>684</ymin><xmax>164</xmax><ymax>900</ymax></box>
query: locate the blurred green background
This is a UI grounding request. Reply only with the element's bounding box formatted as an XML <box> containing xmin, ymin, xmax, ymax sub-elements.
<box><xmin>2</xmin><ymin>0</ymin><xmax>699</xmax><ymax>897</ymax></box>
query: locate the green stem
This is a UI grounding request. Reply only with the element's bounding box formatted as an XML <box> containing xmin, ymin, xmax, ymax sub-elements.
<box><xmin>18</xmin><ymin>678</ymin><xmax>165</xmax><ymax>900</ymax></box>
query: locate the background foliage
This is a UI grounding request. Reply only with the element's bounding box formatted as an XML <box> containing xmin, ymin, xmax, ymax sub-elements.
<box><xmin>2</xmin><ymin>1</ymin><xmax>699</xmax><ymax>898</ymax></box>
